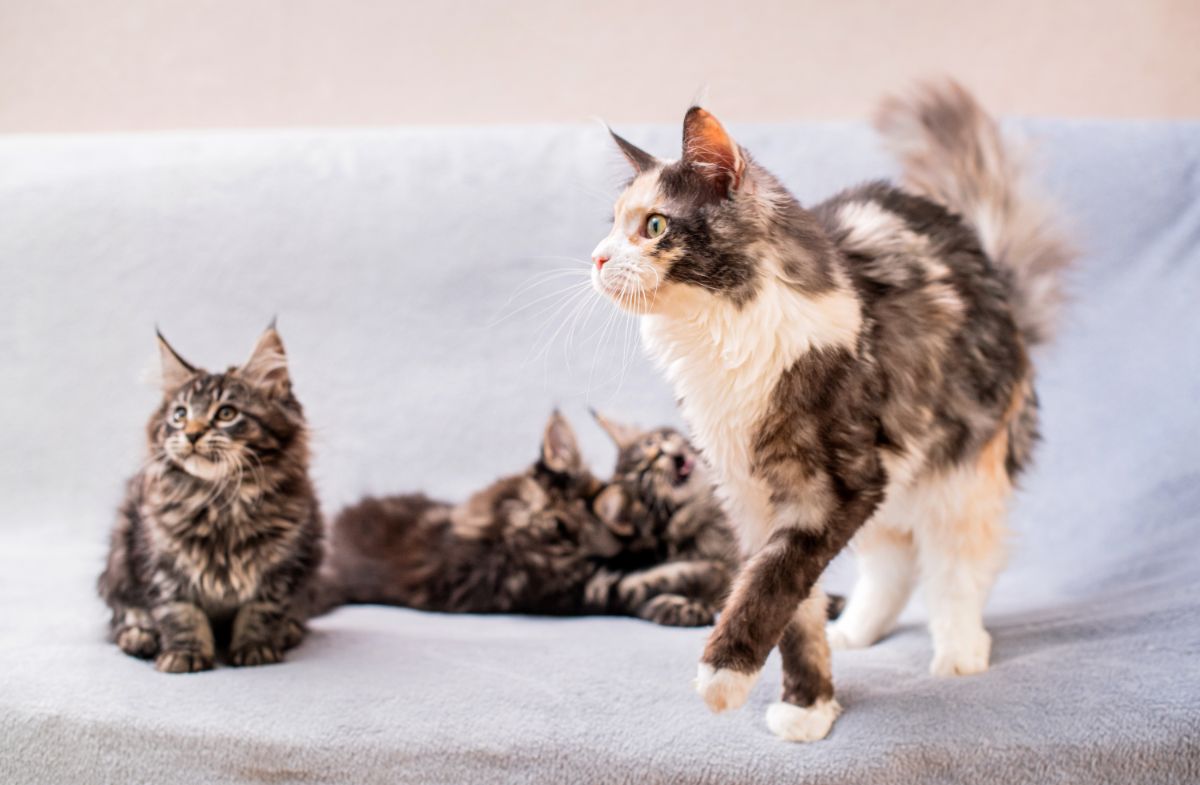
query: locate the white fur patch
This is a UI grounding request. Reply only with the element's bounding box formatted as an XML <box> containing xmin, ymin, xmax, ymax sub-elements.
<box><xmin>765</xmin><ymin>698</ymin><xmax>841</xmax><ymax>742</ymax></box>
<box><xmin>642</xmin><ymin>278</ymin><xmax>861</xmax><ymax>553</ymax></box>
<box><xmin>694</xmin><ymin>663</ymin><xmax>759</xmax><ymax>713</ymax></box>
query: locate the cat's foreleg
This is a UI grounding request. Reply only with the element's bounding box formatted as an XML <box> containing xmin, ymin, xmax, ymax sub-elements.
<box><xmin>769</xmin><ymin>587</ymin><xmax>841</xmax><ymax>741</ymax></box>
<box><xmin>152</xmin><ymin>601</ymin><xmax>215</xmax><ymax>673</ymax></box>
<box><xmin>617</xmin><ymin>560</ymin><xmax>730</xmax><ymax>625</ymax></box>
<box><xmin>230</xmin><ymin>601</ymin><xmax>290</xmax><ymax>667</ymax></box>
<box><xmin>112</xmin><ymin>605</ymin><xmax>160</xmax><ymax>659</ymax></box>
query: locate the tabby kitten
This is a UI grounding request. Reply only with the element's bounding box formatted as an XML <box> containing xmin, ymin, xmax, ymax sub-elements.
<box><xmin>322</xmin><ymin>411</ymin><xmax>622</xmax><ymax>615</ymax></box>
<box><xmin>589</xmin><ymin>81</ymin><xmax>1072</xmax><ymax>740</ymax></box>
<box><xmin>582</xmin><ymin>411</ymin><xmax>738</xmax><ymax>626</ymax></box>
<box><xmin>98</xmin><ymin>325</ymin><xmax>323</xmax><ymax>672</ymax></box>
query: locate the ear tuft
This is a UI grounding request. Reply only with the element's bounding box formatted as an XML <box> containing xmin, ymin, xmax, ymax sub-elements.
<box><xmin>156</xmin><ymin>328</ymin><xmax>197</xmax><ymax>394</ymax></box>
<box><xmin>610</xmin><ymin>128</ymin><xmax>658</xmax><ymax>174</ymax></box>
<box><xmin>240</xmin><ymin>325</ymin><xmax>290</xmax><ymax>397</ymax></box>
<box><xmin>589</xmin><ymin>408</ymin><xmax>642</xmax><ymax>450</ymax></box>
<box><xmin>542</xmin><ymin>410</ymin><xmax>582</xmax><ymax>473</ymax></box>
<box><xmin>682</xmin><ymin>107</ymin><xmax>744</xmax><ymax>193</ymax></box>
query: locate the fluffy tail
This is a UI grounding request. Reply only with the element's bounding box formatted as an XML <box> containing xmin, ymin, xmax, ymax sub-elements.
<box><xmin>874</xmin><ymin>79</ymin><xmax>1075</xmax><ymax>347</ymax></box>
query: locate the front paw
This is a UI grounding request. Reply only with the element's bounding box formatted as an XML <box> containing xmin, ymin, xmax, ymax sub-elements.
<box><xmin>694</xmin><ymin>663</ymin><xmax>759</xmax><ymax>713</ymax></box>
<box><xmin>277</xmin><ymin>618</ymin><xmax>306</xmax><ymax>651</ymax></box>
<box><xmin>155</xmin><ymin>650</ymin><xmax>213</xmax><ymax>673</ymax></box>
<box><xmin>765</xmin><ymin>698</ymin><xmax>841</xmax><ymax>742</ymax></box>
<box><xmin>116</xmin><ymin>626</ymin><xmax>159</xmax><ymax>659</ymax></box>
<box><xmin>230</xmin><ymin>642</ymin><xmax>283</xmax><ymax>668</ymax></box>
<box><xmin>642</xmin><ymin>595</ymin><xmax>716</xmax><ymax>627</ymax></box>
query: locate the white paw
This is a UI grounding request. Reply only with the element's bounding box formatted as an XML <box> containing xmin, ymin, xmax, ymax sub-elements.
<box><xmin>765</xmin><ymin>698</ymin><xmax>841</xmax><ymax>742</ymax></box>
<box><xmin>930</xmin><ymin>628</ymin><xmax>991</xmax><ymax>677</ymax></box>
<box><xmin>694</xmin><ymin>663</ymin><xmax>759</xmax><ymax>713</ymax></box>
<box><xmin>826</xmin><ymin>622</ymin><xmax>870</xmax><ymax>651</ymax></box>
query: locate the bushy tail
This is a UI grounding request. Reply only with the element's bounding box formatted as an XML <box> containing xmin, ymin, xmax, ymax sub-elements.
<box><xmin>874</xmin><ymin>79</ymin><xmax>1075</xmax><ymax>347</ymax></box>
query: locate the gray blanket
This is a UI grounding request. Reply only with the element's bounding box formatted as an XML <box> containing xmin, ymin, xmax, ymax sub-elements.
<box><xmin>1</xmin><ymin>119</ymin><xmax>1197</xmax><ymax>784</ymax></box>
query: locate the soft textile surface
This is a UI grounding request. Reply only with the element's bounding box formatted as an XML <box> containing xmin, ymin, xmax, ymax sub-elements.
<box><xmin>1</xmin><ymin>120</ymin><xmax>1197</xmax><ymax>784</ymax></box>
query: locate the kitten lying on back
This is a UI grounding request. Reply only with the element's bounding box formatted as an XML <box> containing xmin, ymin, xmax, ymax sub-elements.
<box><xmin>98</xmin><ymin>325</ymin><xmax>323</xmax><ymax>672</ymax></box>
<box><xmin>583</xmin><ymin>411</ymin><xmax>738</xmax><ymax>626</ymax></box>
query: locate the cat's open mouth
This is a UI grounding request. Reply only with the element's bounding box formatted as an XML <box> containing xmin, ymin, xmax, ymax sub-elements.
<box><xmin>672</xmin><ymin>454</ymin><xmax>695</xmax><ymax>486</ymax></box>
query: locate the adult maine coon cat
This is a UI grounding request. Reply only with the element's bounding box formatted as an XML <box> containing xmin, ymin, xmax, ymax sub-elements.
<box><xmin>588</xmin><ymin>81</ymin><xmax>1072</xmax><ymax>740</ymax></box>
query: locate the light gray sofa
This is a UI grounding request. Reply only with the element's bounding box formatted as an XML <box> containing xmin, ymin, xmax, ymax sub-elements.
<box><xmin>1</xmin><ymin>118</ymin><xmax>1197</xmax><ymax>784</ymax></box>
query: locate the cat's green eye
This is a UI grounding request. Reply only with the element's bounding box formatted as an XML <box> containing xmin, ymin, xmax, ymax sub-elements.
<box><xmin>644</xmin><ymin>214</ymin><xmax>668</xmax><ymax>239</ymax></box>
<box><xmin>215</xmin><ymin>405</ymin><xmax>238</xmax><ymax>422</ymax></box>
<box><xmin>171</xmin><ymin>406</ymin><xmax>187</xmax><ymax>424</ymax></box>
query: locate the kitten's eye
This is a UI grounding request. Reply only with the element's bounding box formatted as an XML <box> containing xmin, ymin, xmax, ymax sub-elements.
<box><xmin>644</xmin><ymin>214</ymin><xmax>668</xmax><ymax>239</ymax></box>
<box><xmin>215</xmin><ymin>405</ymin><xmax>238</xmax><ymax>422</ymax></box>
<box><xmin>171</xmin><ymin>406</ymin><xmax>187</xmax><ymax>424</ymax></box>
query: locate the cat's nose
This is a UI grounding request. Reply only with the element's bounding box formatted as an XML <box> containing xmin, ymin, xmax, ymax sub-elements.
<box><xmin>185</xmin><ymin>431</ymin><xmax>203</xmax><ymax>444</ymax></box>
<box><xmin>593</xmin><ymin>255</ymin><xmax>609</xmax><ymax>270</ymax></box>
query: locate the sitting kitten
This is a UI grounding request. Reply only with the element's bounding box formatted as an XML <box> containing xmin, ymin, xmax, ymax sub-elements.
<box><xmin>98</xmin><ymin>325</ymin><xmax>323</xmax><ymax>672</ymax></box>
<box><xmin>582</xmin><ymin>411</ymin><xmax>738</xmax><ymax>626</ymax></box>
<box><xmin>322</xmin><ymin>411</ymin><xmax>622</xmax><ymax>615</ymax></box>
<box><xmin>589</xmin><ymin>81</ymin><xmax>1073</xmax><ymax>740</ymax></box>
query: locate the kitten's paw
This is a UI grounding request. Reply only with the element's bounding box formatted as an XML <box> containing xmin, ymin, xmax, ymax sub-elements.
<box><xmin>116</xmin><ymin>626</ymin><xmax>159</xmax><ymax>658</ymax></box>
<box><xmin>695</xmin><ymin>663</ymin><xmax>759</xmax><ymax>713</ymax></box>
<box><xmin>155</xmin><ymin>650</ymin><xmax>213</xmax><ymax>674</ymax></box>
<box><xmin>930</xmin><ymin>628</ymin><xmax>991</xmax><ymax>677</ymax></box>
<box><xmin>765</xmin><ymin>698</ymin><xmax>841</xmax><ymax>742</ymax></box>
<box><xmin>643</xmin><ymin>595</ymin><xmax>716</xmax><ymax>627</ymax></box>
<box><xmin>277</xmin><ymin>618</ymin><xmax>306</xmax><ymax>651</ymax></box>
<box><xmin>230</xmin><ymin>642</ymin><xmax>284</xmax><ymax>668</ymax></box>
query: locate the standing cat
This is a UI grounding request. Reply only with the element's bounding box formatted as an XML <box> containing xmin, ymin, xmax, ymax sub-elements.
<box><xmin>322</xmin><ymin>411</ymin><xmax>622</xmax><ymax>615</ymax></box>
<box><xmin>582</xmin><ymin>411</ymin><xmax>738</xmax><ymax>626</ymax></box>
<box><xmin>588</xmin><ymin>81</ymin><xmax>1072</xmax><ymax>740</ymax></box>
<box><xmin>98</xmin><ymin>325</ymin><xmax>323</xmax><ymax>672</ymax></box>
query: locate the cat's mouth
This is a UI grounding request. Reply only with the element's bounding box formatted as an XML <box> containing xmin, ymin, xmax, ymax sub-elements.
<box><xmin>670</xmin><ymin>454</ymin><xmax>695</xmax><ymax>486</ymax></box>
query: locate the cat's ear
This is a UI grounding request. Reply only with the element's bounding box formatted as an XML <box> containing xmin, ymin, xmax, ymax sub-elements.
<box><xmin>542</xmin><ymin>410</ymin><xmax>582</xmax><ymax>473</ymax></box>
<box><xmin>240</xmin><ymin>320</ymin><xmax>291</xmax><ymax>397</ymax></box>
<box><xmin>593</xmin><ymin>485</ymin><xmax>635</xmax><ymax>537</ymax></box>
<box><xmin>589</xmin><ymin>408</ymin><xmax>641</xmax><ymax>450</ymax></box>
<box><xmin>681</xmin><ymin>106</ymin><xmax>745</xmax><ymax>193</ymax></box>
<box><xmin>156</xmin><ymin>329</ymin><xmax>197</xmax><ymax>394</ymax></box>
<box><xmin>610</xmin><ymin>128</ymin><xmax>657</xmax><ymax>174</ymax></box>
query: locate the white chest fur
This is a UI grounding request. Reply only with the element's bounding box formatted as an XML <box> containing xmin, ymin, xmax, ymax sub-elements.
<box><xmin>641</xmin><ymin>279</ymin><xmax>862</xmax><ymax>554</ymax></box>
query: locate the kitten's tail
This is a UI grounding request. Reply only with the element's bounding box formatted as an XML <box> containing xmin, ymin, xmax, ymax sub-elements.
<box><xmin>874</xmin><ymin>79</ymin><xmax>1075</xmax><ymax>347</ymax></box>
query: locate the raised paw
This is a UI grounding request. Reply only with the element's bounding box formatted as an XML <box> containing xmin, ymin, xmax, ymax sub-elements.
<box><xmin>642</xmin><ymin>595</ymin><xmax>716</xmax><ymax>627</ymax></box>
<box><xmin>155</xmin><ymin>650</ymin><xmax>213</xmax><ymax>674</ymax></box>
<box><xmin>930</xmin><ymin>628</ymin><xmax>991</xmax><ymax>677</ymax></box>
<box><xmin>230</xmin><ymin>642</ymin><xmax>283</xmax><ymax>668</ymax></box>
<box><xmin>116</xmin><ymin>626</ymin><xmax>159</xmax><ymax>659</ymax></box>
<box><xmin>695</xmin><ymin>663</ymin><xmax>759</xmax><ymax>713</ymax></box>
<box><xmin>765</xmin><ymin>698</ymin><xmax>841</xmax><ymax>742</ymax></box>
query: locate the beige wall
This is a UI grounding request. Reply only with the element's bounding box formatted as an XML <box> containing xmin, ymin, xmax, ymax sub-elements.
<box><xmin>1</xmin><ymin>0</ymin><xmax>1197</xmax><ymax>133</ymax></box>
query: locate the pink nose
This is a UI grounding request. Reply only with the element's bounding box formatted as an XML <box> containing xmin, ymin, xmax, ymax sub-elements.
<box><xmin>593</xmin><ymin>255</ymin><xmax>609</xmax><ymax>270</ymax></box>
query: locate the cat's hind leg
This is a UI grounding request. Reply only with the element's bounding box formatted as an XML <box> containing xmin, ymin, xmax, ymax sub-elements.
<box><xmin>827</xmin><ymin>521</ymin><xmax>916</xmax><ymax>650</ymax></box>
<box><xmin>915</xmin><ymin>439</ymin><xmax>1011</xmax><ymax>677</ymax></box>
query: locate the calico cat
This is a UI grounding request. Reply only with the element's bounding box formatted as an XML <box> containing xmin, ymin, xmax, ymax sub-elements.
<box><xmin>589</xmin><ymin>81</ymin><xmax>1073</xmax><ymax>740</ymax></box>
<box><xmin>98</xmin><ymin>325</ymin><xmax>323</xmax><ymax>672</ymax></box>
<box><xmin>582</xmin><ymin>411</ymin><xmax>738</xmax><ymax>626</ymax></box>
<box><xmin>322</xmin><ymin>411</ymin><xmax>622</xmax><ymax>615</ymax></box>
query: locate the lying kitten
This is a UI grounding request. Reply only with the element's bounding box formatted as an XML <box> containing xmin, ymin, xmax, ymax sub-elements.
<box><xmin>98</xmin><ymin>325</ymin><xmax>323</xmax><ymax>672</ymax></box>
<box><xmin>323</xmin><ymin>411</ymin><xmax>621</xmax><ymax>615</ymax></box>
<box><xmin>589</xmin><ymin>81</ymin><xmax>1073</xmax><ymax>740</ymax></box>
<box><xmin>582</xmin><ymin>411</ymin><xmax>738</xmax><ymax>626</ymax></box>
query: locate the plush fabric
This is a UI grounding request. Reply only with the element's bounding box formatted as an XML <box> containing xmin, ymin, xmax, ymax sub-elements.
<box><xmin>0</xmin><ymin>119</ymin><xmax>1197</xmax><ymax>784</ymax></box>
